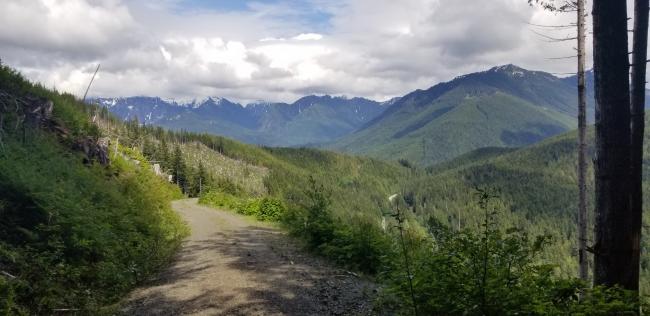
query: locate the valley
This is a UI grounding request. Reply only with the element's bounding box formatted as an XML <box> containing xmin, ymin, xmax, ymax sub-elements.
<box><xmin>95</xmin><ymin>65</ymin><xmax>616</xmax><ymax>166</ymax></box>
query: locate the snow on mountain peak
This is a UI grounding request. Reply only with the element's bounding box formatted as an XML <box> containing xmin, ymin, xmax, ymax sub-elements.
<box><xmin>490</xmin><ymin>64</ymin><xmax>527</xmax><ymax>77</ymax></box>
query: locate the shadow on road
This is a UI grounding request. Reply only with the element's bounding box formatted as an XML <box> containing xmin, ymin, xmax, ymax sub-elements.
<box><xmin>121</xmin><ymin>204</ymin><xmax>375</xmax><ymax>316</ymax></box>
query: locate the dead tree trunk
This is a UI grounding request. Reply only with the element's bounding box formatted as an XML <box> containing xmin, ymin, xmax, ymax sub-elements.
<box><xmin>592</xmin><ymin>0</ymin><xmax>636</xmax><ymax>290</ymax></box>
<box><xmin>628</xmin><ymin>0</ymin><xmax>649</xmax><ymax>293</ymax></box>
<box><xmin>576</xmin><ymin>0</ymin><xmax>588</xmax><ymax>283</ymax></box>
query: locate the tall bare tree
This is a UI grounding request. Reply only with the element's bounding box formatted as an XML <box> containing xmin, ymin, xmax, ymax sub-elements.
<box><xmin>591</xmin><ymin>0</ymin><xmax>636</xmax><ymax>290</ymax></box>
<box><xmin>575</xmin><ymin>0</ymin><xmax>588</xmax><ymax>283</ymax></box>
<box><xmin>527</xmin><ymin>0</ymin><xmax>588</xmax><ymax>282</ymax></box>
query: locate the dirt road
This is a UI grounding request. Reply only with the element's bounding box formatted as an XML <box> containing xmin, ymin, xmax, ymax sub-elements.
<box><xmin>120</xmin><ymin>199</ymin><xmax>375</xmax><ymax>316</ymax></box>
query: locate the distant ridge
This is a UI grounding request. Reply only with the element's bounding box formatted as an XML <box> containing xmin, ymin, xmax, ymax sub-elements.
<box><xmin>327</xmin><ymin>65</ymin><xmax>602</xmax><ymax>165</ymax></box>
<box><xmin>95</xmin><ymin>95</ymin><xmax>386</xmax><ymax>147</ymax></box>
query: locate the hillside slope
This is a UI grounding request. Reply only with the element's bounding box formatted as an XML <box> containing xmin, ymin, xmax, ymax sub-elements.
<box><xmin>0</xmin><ymin>65</ymin><xmax>188</xmax><ymax>314</ymax></box>
<box><xmin>329</xmin><ymin>65</ymin><xmax>588</xmax><ymax>165</ymax></box>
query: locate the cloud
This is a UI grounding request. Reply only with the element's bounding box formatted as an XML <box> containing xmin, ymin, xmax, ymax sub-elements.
<box><xmin>292</xmin><ymin>33</ymin><xmax>324</xmax><ymax>41</ymax></box>
<box><xmin>0</xmin><ymin>0</ymin><xmax>612</xmax><ymax>103</ymax></box>
<box><xmin>0</xmin><ymin>0</ymin><xmax>136</xmax><ymax>59</ymax></box>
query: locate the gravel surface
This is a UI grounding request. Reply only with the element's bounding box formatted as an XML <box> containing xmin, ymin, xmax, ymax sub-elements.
<box><xmin>120</xmin><ymin>199</ymin><xmax>376</xmax><ymax>316</ymax></box>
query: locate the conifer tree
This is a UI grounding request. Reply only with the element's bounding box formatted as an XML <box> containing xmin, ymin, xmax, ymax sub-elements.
<box><xmin>171</xmin><ymin>145</ymin><xmax>187</xmax><ymax>193</ymax></box>
<box><xmin>190</xmin><ymin>161</ymin><xmax>209</xmax><ymax>197</ymax></box>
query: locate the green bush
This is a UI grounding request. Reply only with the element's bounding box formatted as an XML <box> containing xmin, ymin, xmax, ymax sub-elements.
<box><xmin>199</xmin><ymin>191</ymin><xmax>285</xmax><ymax>222</ymax></box>
<box><xmin>257</xmin><ymin>198</ymin><xmax>285</xmax><ymax>221</ymax></box>
<box><xmin>239</xmin><ymin>199</ymin><xmax>262</xmax><ymax>216</ymax></box>
<box><xmin>281</xmin><ymin>176</ymin><xmax>391</xmax><ymax>274</ymax></box>
<box><xmin>199</xmin><ymin>191</ymin><xmax>240</xmax><ymax>209</ymax></box>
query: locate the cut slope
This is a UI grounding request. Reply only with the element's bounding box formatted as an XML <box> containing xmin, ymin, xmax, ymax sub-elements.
<box><xmin>0</xmin><ymin>65</ymin><xmax>187</xmax><ymax>314</ymax></box>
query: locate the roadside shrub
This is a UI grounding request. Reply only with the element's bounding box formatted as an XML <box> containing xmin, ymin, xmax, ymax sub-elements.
<box><xmin>321</xmin><ymin>217</ymin><xmax>392</xmax><ymax>274</ymax></box>
<box><xmin>199</xmin><ymin>191</ymin><xmax>240</xmax><ymax>209</ymax></box>
<box><xmin>0</xmin><ymin>137</ymin><xmax>187</xmax><ymax>314</ymax></box>
<box><xmin>257</xmin><ymin>198</ymin><xmax>285</xmax><ymax>221</ymax></box>
<box><xmin>239</xmin><ymin>199</ymin><xmax>262</xmax><ymax>216</ymax></box>
<box><xmin>199</xmin><ymin>191</ymin><xmax>286</xmax><ymax>222</ymax></box>
<box><xmin>282</xmin><ymin>176</ymin><xmax>391</xmax><ymax>274</ymax></box>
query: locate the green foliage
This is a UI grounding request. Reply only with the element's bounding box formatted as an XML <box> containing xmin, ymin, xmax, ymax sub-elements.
<box><xmin>0</xmin><ymin>136</ymin><xmax>188</xmax><ymax>313</ymax></box>
<box><xmin>211</xmin><ymin>177</ymin><xmax>245</xmax><ymax>196</ymax></box>
<box><xmin>188</xmin><ymin>161</ymin><xmax>210</xmax><ymax>197</ymax></box>
<box><xmin>0</xmin><ymin>275</ymin><xmax>21</xmax><ymax>316</ymax></box>
<box><xmin>257</xmin><ymin>198</ymin><xmax>285</xmax><ymax>221</ymax></box>
<box><xmin>381</xmin><ymin>194</ymin><xmax>640</xmax><ymax>315</ymax></box>
<box><xmin>199</xmin><ymin>191</ymin><xmax>240</xmax><ymax>209</ymax></box>
<box><xmin>170</xmin><ymin>145</ymin><xmax>188</xmax><ymax>193</ymax></box>
<box><xmin>199</xmin><ymin>191</ymin><xmax>286</xmax><ymax>222</ymax></box>
<box><xmin>281</xmin><ymin>177</ymin><xmax>392</xmax><ymax>274</ymax></box>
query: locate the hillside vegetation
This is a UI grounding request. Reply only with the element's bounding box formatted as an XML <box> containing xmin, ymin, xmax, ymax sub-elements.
<box><xmin>97</xmin><ymin>77</ymin><xmax>649</xmax><ymax>313</ymax></box>
<box><xmin>402</xmin><ymin>124</ymin><xmax>650</xmax><ymax>291</ymax></box>
<box><xmin>0</xmin><ymin>65</ymin><xmax>188</xmax><ymax>314</ymax></box>
<box><xmin>103</xmin><ymin>115</ymin><xmax>407</xmax><ymax>223</ymax></box>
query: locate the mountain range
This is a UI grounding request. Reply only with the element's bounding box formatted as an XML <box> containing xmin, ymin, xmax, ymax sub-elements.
<box><xmin>327</xmin><ymin>64</ymin><xmax>597</xmax><ymax>165</ymax></box>
<box><xmin>95</xmin><ymin>95</ymin><xmax>387</xmax><ymax>147</ymax></box>
<box><xmin>96</xmin><ymin>64</ymin><xmax>645</xmax><ymax>165</ymax></box>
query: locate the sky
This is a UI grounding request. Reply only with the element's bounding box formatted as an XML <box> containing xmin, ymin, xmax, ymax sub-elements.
<box><xmin>0</xmin><ymin>0</ymin><xmax>628</xmax><ymax>104</ymax></box>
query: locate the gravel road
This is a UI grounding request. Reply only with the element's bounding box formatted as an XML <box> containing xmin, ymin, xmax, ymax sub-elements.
<box><xmin>120</xmin><ymin>199</ymin><xmax>376</xmax><ymax>316</ymax></box>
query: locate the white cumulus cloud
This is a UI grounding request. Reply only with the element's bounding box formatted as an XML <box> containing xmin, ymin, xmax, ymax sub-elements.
<box><xmin>0</xmin><ymin>0</ymin><xmax>634</xmax><ymax>103</ymax></box>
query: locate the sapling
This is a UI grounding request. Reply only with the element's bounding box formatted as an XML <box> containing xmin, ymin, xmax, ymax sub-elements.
<box><xmin>390</xmin><ymin>193</ymin><xmax>419</xmax><ymax>316</ymax></box>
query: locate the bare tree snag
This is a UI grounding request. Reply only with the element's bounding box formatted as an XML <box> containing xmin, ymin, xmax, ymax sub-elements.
<box><xmin>576</xmin><ymin>0</ymin><xmax>588</xmax><ymax>283</ymax></box>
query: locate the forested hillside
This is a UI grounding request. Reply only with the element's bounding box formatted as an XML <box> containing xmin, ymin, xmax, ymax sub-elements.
<box><xmin>403</xmin><ymin>124</ymin><xmax>650</xmax><ymax>291</ymax></box>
